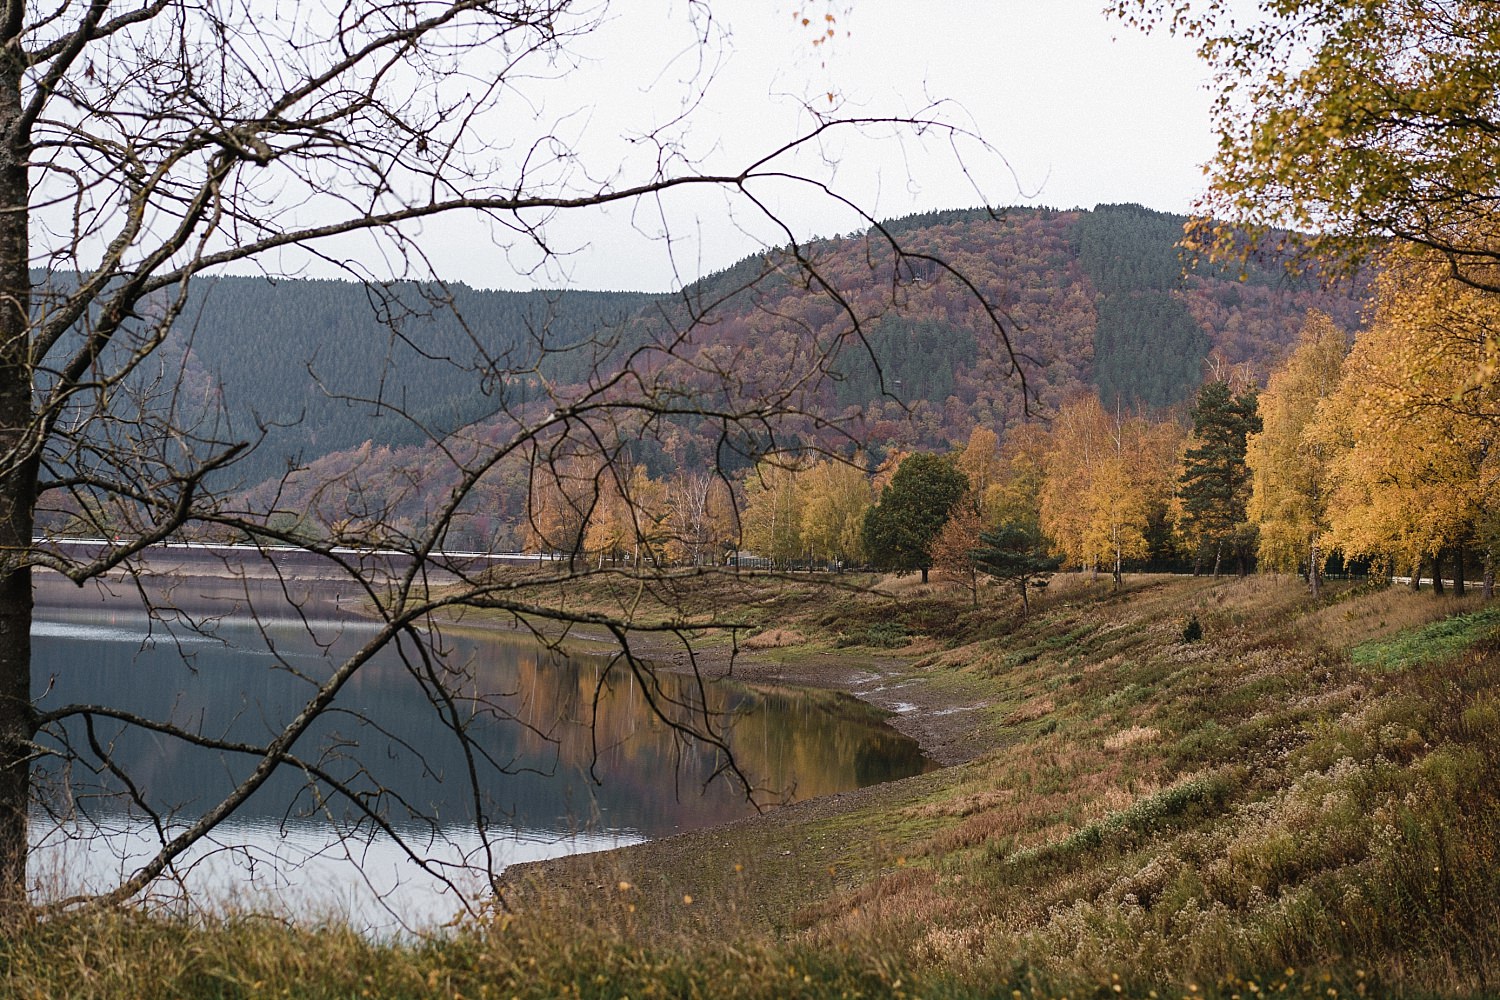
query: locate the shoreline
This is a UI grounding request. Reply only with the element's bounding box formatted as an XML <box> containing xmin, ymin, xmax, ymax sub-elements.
<box><xmin>433</xmin><ymin>607</ymin><xmax>996</xmax><ymax>769</ymax></box>
<box><xmin>35</xmin><ymin>561</ymin><xmax>996</xmax><ymax>766</ymax></box>
<box><xmin>34</xmin><ymin>561</ymin><xmax>999</xmax><ymax>896</ymax></box>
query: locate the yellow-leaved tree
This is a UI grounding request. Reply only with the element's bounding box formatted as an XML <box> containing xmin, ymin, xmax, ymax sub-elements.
<box><xmin>1040</xmin><ymin>395</ymin><xmax>1162</xmax><ymax>588</ymax></box>
<box><xmin>956</xmin><ymin>427</ymin><xmax>1003</xmax><ymax>501</ymax></box>
<box><xmin>1247</xmin><ymin>312</ymin><xmax>1348</xmax><ymax>596</ymax></box>
<box><xmin>1317</xmin><ymin>252</ymin><xmax>1500</xmax><ymax>593</ymax></box>
<box><xmin>741</xmin><ymin>461</ymin><xmax>805</xmax><ymax>567</ymax></box>
<box><xmin>1115</xmin><ymin>1</ymin><xmax>1500</xmax><ymax>296</ymax></box>
<box><xmin>797</xmin><ymin>459</ymin><xmax>873</xmax><ymax>568</ymax></box>
<box><xmin>581</xmin><ymin>463</ymin><xmax>670</xmax><ymax>568</ymax></box>
<box><xmin>985</xmin><ymin>422</ymin><xmax>1051</xmax><ymax>532</ymax></box>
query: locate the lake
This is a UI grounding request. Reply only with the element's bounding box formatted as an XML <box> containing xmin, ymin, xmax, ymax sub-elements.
<box><xmin>28</xmin><ymin>568</ymin><xmax>932</xmax><ymax>930</ymax></box>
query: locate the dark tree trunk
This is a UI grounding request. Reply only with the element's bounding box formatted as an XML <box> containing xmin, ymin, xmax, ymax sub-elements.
<box><xmin>0</xmin><ymin>13</ymin><xmax>33</xmax><ymax>912</ymax></box>
<box><xmin>1432</xmin><ymin>553</ymin><xmax>1445</xmax><ymax>595</ymax></box>
<box><xmin>1410</xmin><ymin>559</ymin><xmax>1422</xmax><ymax>592</ymax></box>
<box><xmin>1455</xmin><ymin>541</ymin><xmax>1467</xmax><ymax>597</ymax></box>
<box><xmin>1308</xmin><ymin>536</ymin><xmax>1321</xmax><ymax>600</ymax></box>
<box><xmin>920</xmin><ymin>566</ymin><xmax>928</xmax><ymax>584</ymax></box>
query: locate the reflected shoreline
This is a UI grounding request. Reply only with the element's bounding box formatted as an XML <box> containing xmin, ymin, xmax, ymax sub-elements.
<box><xmin>29</xmin><ymin>560</ymin><xmax>934</xmax><ymax>931</ymax></box>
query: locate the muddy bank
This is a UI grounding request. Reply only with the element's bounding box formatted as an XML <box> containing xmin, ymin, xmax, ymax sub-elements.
<box><xmin>631</xmin><ymin>638</ymin><xmax>997</xmax><ymax>768</ymax></box>
<box><xmin>489</xmin><ymin>622</ymin><xmax>1008</xmax><ymax>917</ymax></box>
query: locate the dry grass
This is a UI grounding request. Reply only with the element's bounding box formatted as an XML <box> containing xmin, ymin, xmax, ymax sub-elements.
<box><xmin>1002</xmin><ymin>695</ymin><xmax>1055</xmax><ymax>724</ymax></box>
<box><xmin>1292</xmin><ymin>585</ymin><xmax>1484</xmax><ymax>650</ymax></box>
<box><xmin>1103</xmin><ymin>725</ymin><xmax>1160</xmax><ymax>752</ymax></box>
<box><xmin>16</xmin><ymin>574</ymin><xmax>1500</xmax><ymax>1000</ymax></box>
<box><xmin>867</xmin><ymin>573</ymin><xmax>933</xmax><ymax>598</ymax></box>
<box><xmin>742</xmin><ymin>627</ymin><xmax>804</xmax><ymax>649</ymax></box>
<box><xmin>761</xmin><ymin>575</ymin><xmax>1500</xmax><ymax>996</ymax></box>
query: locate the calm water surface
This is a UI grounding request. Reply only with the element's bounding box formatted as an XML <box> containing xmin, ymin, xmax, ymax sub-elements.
<box><xmin>29</xmin><ymin>572</ymin><xmax>932</xmax><ymax>930</ymax></box>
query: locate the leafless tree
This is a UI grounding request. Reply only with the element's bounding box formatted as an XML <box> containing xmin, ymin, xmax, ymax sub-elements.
<box><xmin>0</xmin><ymin>0</ymin><xmax>1023</xmax><ymax>916</ymax></box>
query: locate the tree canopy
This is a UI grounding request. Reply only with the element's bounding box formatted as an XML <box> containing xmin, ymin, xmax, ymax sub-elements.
<box><xmin>1114</xmin><ymin>0</ymin><xmax>1500</xmax><ymax>290</ymax></box>
<box><xmin>1318</xmin><ymin>250</ymin><xmax>1500</xmax><ymax>583</ymax></box>
<box><xmin>1246</xmin><ymin>312</ymin><xmax>1347</xmax><ymax>593</ymax></box>
<box><xmin>862</xmin><ymin>452</ymin><xmax>969</xmax><ymax>583</ymax></box>
<box><xmin>1038</xmin><ymin>394</ymin><xmax>1180</xmax><ymax>586</ymax></box>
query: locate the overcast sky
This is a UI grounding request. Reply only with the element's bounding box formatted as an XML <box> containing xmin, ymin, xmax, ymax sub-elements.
<box><xmin>413</xmin><ymin>1</ymin><xmax>1219</xmax><ymax>292</ymax></box>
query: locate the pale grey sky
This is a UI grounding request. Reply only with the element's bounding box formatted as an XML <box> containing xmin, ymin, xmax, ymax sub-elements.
<box><xmin>378</xmin><ymin>1</ymin><xmax>1218</xmax><ymax>292</ymax></box>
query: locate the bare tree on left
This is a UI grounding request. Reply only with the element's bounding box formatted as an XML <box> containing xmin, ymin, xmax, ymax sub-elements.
<box><xmin>0</xmin><ymin>0</ymin><xmax>1021</xmax><ymax>916</ymax></box>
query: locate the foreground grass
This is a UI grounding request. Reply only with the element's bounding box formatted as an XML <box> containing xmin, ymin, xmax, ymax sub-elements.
<box><xmin>0</xmin><ymin>905</ymin><xmax>1432</xmax><ymax>999</ymax></box>
<box><xmin>9</xmin><ymin>573</ymin><xmax>1500</xmax><ymax>998</ymax></box>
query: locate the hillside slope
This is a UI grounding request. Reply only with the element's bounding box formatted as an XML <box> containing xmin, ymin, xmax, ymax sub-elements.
<box><xmin>502</xmin><ymin>572</ymin><xmax>1500</xmax><ymax>997</ymax></box>
<box><xmin>15</xmin><ymin>574</ymin><xmax>1498</xmax><ymax>998</ymax></box>
<box><xmin>118</xmin><ymin>204</ymin><xmax>1363</xmax><ymax>494</ymax></box>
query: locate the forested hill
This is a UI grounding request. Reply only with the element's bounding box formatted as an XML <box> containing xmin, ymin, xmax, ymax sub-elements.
<box><xmin>121</xmin><ymin>203</ymin><xmax>1363</xmax><ymax>489</ymax></box>
<box><xmin>150</xmin><ymin>278</ymin><xmax>655</xmax><ymax>488</ymax></box>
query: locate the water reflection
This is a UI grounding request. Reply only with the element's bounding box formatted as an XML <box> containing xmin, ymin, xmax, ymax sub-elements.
<box><xmin>29</xmin><ymin>572</ymin><xmax>932</xmax><ymax>925</ymax></box>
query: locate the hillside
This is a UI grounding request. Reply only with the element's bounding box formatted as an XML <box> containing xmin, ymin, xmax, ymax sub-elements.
<box><xmin>117</xmin><ymin>204</ymin><xmax>1363</xmax><ymax>496</ymax></box>
<box><xmin>16</xmin><ymin>572</ymin><xmax>1499</xmax><ymax>997</ymax></box>
<box><xmin>515</xmin><ymin>573</ymin><xmax>1500</xmax><ymax>996</ymax></box>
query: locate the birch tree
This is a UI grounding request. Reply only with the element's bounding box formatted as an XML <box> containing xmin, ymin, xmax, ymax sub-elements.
<box><xmin>1115</xmin><ymin>0</ymin><xmax>1500</xmax><ymax>293</ymax></box>
<box><xmin>1319</xmin><ymin>251</ymin><xmax>1500</xmax><ymax>590</ymax></box>
<box><xmin>1039</xmin><ymin>395</ymin><xmax>1160</xmax><ymax>588</ymax></box>
<box><xmin>1247</xmin><ymin>312</ymin><xmax>1347</xmax><ymax>595</ymax></box>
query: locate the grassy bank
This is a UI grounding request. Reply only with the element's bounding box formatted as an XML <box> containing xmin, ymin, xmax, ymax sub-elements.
<box><xmin>8</xmin><ymin>573</ymin><xmax>1500</xmax><ymax>998</ymax></box>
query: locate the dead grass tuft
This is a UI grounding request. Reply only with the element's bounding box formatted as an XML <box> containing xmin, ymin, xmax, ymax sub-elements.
<box><xmin>1003</xmin><ymin>695</ymin><xmax>1055</xmax><ymax>724</ymax></box>
<box><xmin>901</xmin><ymin>635</ymin><xmax>943</xmax><ymax>656</ymax></box>
<box><xmin>1103</xmin><ymin>725</ymin><xmax>1160</xmax><ymax>752</ymax></box>
<box><xmin>743</xmin><ymin>627</ymin><xmax>804</xmax><ymax>649</ymax></box>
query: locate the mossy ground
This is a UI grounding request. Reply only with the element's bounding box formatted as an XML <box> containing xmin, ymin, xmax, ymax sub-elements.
<box><xmin>9</xmin><ymin>572</ymin><xmax>1500</xmax><ymax>998</ymax></box>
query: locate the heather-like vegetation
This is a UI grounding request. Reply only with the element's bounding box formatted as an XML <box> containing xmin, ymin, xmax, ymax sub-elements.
<box><xmin>12</xmin><ymin>572</ymin><xmax>1498</xmax><ymax>998</ymax></box>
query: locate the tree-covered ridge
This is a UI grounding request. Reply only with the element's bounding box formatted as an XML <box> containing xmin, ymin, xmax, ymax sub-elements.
<box><xmin>652</xmin><ymin>203</ymin><xmax>1359</xmax><ymax>447</ymax></box>
<box><xmin>1075</xmin><ymin>203</ymin><xmax>1212</xmax><ymax>408</ymax></box>
<box><xmin>148</xmin><ymin>277</ymin><xmax>654</xmax><ymax>489</ymax></box>
<box><xmin>88</xmin><ymin>203</ymin><xmax>1360</xmax><ymax>514</ymax></box>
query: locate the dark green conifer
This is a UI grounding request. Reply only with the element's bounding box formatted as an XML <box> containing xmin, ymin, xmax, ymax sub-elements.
<box><xmin>861</xmin><ymin>452</ymin><xmax>969</xmax><ymax>583</ymax></box>
<box><xmin>1178</xmin><ymin>379</ymin><xmax>1261</xmax><ymax>576</ymax></box>
<box><xmin>971</xmin><ymin>521</ymin><xmax>1061</xmax><ymax>616</ymax></box>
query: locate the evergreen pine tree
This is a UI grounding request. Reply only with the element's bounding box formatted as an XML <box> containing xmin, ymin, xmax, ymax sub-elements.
<box><xmin>1178</xmin><ymin>380</ymin><xmax>1262</xmax><ymax>576</ymax></box>
<box><xmin>972</xmin><ymin>521</ymin><xmax>1061</xmax><ymax>616</ymax></box>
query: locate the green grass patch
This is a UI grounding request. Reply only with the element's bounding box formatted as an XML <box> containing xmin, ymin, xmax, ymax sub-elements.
<box><xmin>1350</xmin><ymin>604</ymin><xmax>1500</xmax><ymax>672</ymax></box>
<box><xmin>1001</xmin><ymin>769</ymin><xmax>1239</xmax><ymax>873</ymax></box>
